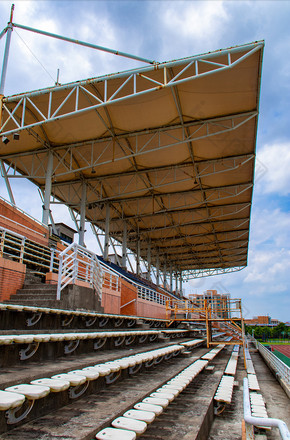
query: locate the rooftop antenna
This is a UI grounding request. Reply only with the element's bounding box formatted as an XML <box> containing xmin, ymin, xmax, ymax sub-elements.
<box><xmin>0</xmin><ymin>3</ymin><xmax>15</xmax><ymax>96</ymax></box>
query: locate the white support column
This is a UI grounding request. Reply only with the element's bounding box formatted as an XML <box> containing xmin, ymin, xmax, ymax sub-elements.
<box><xmin>79</xmin><ymin>181</ymin><xmax>86</xmax><ymax>246</ymax></box>
<box><xmin>0</xmin><ymin>159</ymin><xmax>15</xmax><ymax>205</ymax></box>
<box><xmin>103</xmin><ymin>204</ymin><xmax>110</xmax><ymax>260</ymax></box>
<box><xmin>175</xmin><ymin>272</ymin><xmax>178</xmax><ymax>294</ymax></box>
<box><xmin>136</xmin><ymin>237</ymin><xmax>141</xmax><ymax>275</ymax></box>
<box><xmin>42</xmin><ymin>151</ymin><xmax>53</xmax><ymax>226</ymax></box>
<box><xmin>180</xmin><ymin>272</ymin><xmax>183</xmax><ymax>296</ymax></box>
<box><xmin>156</xmin><ymin>252</ymin><xmax>160</xmax><ymax>286</ymax></box>
<box><xmin>122</xmin><ymin>221</ymin><xmax>127</xmax><ymax>269</ymax></box>
<box><xmin>163</xmin><ymin>260</ymin><xmax>167</xmax><ymax>289</ymax></box>
<box><xmin>147</xmin><ymin>240</ymin><xmax>151</xmax><ymax>281</ymax></box>
<box><xmin>169</xmin><ymin>264</ymin><xmax>173</xmax><ymax>292</ymax></box>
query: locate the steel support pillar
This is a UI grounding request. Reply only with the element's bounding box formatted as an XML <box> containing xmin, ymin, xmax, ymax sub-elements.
<box><xmin>147</xmin><ymin>241</ymin><xmax>151</xmax><ymax>281</ymax></box>
<box><xmin>79</xmin><ymin>182</ymin><xmax>86</xmax><ymax>246</ymax></box>
<box><xmin>163</xmin><ymin>261</ymin><xmax>167</xmax><ymax>289</ymax></box>
<box><xmin>0</xmin><ymin>159</ymin><xmax>15</xmax><ymax>205</ymax></box>
<box><xmin>103</xmin><ymin>204</ymin><xmax>110</xmax><ymax>260</ymax></box>
<box><xmin>0</xmin><ymin>5</ymin><xmax>14</xmax><ymax>95</ymax></box>
<box><xmin>122</xmin><ymin>221</ymin><xmax>127</xmax><ymax>269</ymax></box>
<box><xmin>42</xmin><ymin>151</ymin><xmax>53</xmax><ymax>226</ymax></box>
<box><xmin>179</xmin><ymin>272</ymin><xmax>183</xmax><ymax>295</ymax></box>
<box><xmin>175</xmin><ymin>272</ymin><xmax>178</xmax><ymax>294</ymax></box>
<box><xmin>136</xmin><ymin>237</ymin><xmax>141</xmax><ymax>275</ymax></box>
<box><xmin>169</xmin><ymin>265</ymin><xmax>173</xmax><ymax>292</ymax></box>
<box><xmin>156</xmin><ymin>253</ymin><xmax>160</xmax><ymax>286</ymax></box>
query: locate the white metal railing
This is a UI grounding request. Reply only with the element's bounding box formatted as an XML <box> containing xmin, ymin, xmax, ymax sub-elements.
<box><xmin>256</xmin><ymin>340</ymin><xmax>290</xmax><ymax>388</ymax></box>
<box><xmin>99</xmin><ymin>259</ymin><xmax>170</xmax><ymax>306</ymax></box>
<box><xmin>243</xmin><ymin>378</ymin><xmax>290</xmax><ymax>439</ymax></box>
<box><xmin>137</xmin><ymin>284</ymin><xmax>168</xmax><ymax>305</ymax></box>
<box><xmin>57</xmin><ymin>243</ymin><xmax>103</xmax><ymax>300</ymax></box>
<box><xmin>0</xmin><ymin>226</ymin><xmax>58</xmax><ymax>273</ymax></box>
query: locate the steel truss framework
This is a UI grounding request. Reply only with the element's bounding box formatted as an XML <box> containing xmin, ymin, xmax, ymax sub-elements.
<box><xmin>0</xmin><ymin>35</ymin><xmax>264</xmax><ymax>280</ymax></box>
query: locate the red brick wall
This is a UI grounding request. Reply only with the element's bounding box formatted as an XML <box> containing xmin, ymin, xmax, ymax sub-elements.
<box><xmin>0</xmin><ymin>199</ymin><xmax>49</xmax><ymax>246</ymax></box>
<box><xmin>0</xmin><ymin>257</ymin><xmax>26</xmax><ymax>301</ymax></box>
<box><xmin>120</xmin><ymin>279</ymin><xmax>137</xmax><ymax>315</ymax></box>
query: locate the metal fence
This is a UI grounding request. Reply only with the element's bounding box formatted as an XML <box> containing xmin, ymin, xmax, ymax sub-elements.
<box><xmin>256</xmin><ymin>340</ymin><xmax>290</xmax><ymax>388</ymax></box>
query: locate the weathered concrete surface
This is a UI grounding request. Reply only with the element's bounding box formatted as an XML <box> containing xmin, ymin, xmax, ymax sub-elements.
<box><xmin>208</xmin><ymin>346</ymin><xmax>290</xmax><ymax>440</ymax></box>
<box><xmin>0</xmin><ymin>349</ymin><xmax>214</xmax><ymax>440</ymax></box>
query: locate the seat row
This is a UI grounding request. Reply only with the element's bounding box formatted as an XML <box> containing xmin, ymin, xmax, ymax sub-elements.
<box><xmin>96</xmin><ymin>357</ymin><xmax>210</xmax><ymax>440</ymax></box>
<box><xmin>214</xmin><ymin>345</ymin><xmax>239</xmax><ymax>405</ymax></box>
<box><xmin>0</xmin><ymin>329</ymin><xmax>193</xmax><ymax>364</ymax></box>
<box><xmin>0</xmin><ymin>341</ymin><xmax>190</xmax><ymax>429</ymax></box>
<box><xmin>201</xmin><ymin>344</ymin><xmax>225</xmax><ymax>360</ymax></box>
<box><xmin>244</xmin><ymin>344</ymin><xmax>269</xmax><ymax>421</ymax></box>
<box><xmin>0</xmin><ymin>302</ymin><xmax>167</xmax><ymax>329</ymax></box>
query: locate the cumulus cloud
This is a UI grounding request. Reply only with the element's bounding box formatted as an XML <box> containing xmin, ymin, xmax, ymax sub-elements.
<box><xmin>256</xmin><ymin>142</ymin><xmax>290</xmax><ymax>195</ymax></box>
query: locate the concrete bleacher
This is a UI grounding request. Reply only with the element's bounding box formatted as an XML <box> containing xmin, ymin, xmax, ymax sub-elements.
<box><xmin>214</xmin><ymin>345</ymin><xmax>239</xmax><ymax>406</ymax></box>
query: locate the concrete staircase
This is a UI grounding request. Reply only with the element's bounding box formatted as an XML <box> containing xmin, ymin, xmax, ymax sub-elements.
<box><xmin>5</xmin><ymin>269</ymin><xmax>104</xmax><ymax>312</ymax></box>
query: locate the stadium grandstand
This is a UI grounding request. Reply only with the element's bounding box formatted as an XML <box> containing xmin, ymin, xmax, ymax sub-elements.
<box><xmin>0</xmin><ymin>6</ymin><xmax>289</xmax><ymax>440</ymax></box>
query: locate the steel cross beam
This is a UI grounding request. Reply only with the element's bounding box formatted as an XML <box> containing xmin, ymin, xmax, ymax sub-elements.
<box><xmin>0</xmin><ymin>41</ymin><xmax>263</xmax><ymax>137</ymax></box>
<box><xmin>182</xmin><ymin>266</ymin><xmax>246</xmax><ymax>280</ymax></box>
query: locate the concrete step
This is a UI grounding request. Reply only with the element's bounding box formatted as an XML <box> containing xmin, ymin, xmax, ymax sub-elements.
<box><xmin>18</xmin><ymin>284</ymin><xmax>57</xmax><ymax>291</ymax></box>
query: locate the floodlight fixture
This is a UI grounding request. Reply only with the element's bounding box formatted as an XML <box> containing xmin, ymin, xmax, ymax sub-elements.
<box><xmin>2</xmin><ymin>136</ymin><xmax>9</xmax><ymax>144</ymax></box>
<box><xmin>13</xmin><ymin>133</ymin><xmax>20</xmax><ymax>140</ymax></box>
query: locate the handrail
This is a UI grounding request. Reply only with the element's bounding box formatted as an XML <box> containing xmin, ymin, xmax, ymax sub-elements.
<box><xmin>255</xmin><ymin>340</ymin><xmax>290</xmax><ymax>388</ymax></box>
<box><xmin>120</xmin><ymin>299</ymin><xmax>136</xmax><ymax>309</ymax></box>
<box><xmin>57</xmin><ymin>242</ymin><xmax>103</xmax><ymax>301</ymax></box>
<box><xmin>243</xmin><ymin>378</ymin><xmax>290</xmax><ymax>439</ymax></box>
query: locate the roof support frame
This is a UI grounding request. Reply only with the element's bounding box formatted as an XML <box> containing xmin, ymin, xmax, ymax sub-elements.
<box><xmin>0</xmin><ymin>41</ymin><xmax>263</xmax><ymax>137</ymax></box>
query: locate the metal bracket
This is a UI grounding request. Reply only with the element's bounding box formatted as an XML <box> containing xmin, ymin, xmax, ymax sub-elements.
<box><xmin>149</xmin><ymin>334</ymin><xmax>158</xmax><ymax>342</ymax></box>
<box><xmin>128</xmin><ymin>364</ymin><xmax>142</xmax><ymax>375</ymax></box>
<box><xmin>127</xmin><ymin>319</ymin><xmax>136</xmax><ymax>328</ymax></box>
<box><xmin>84</xmin><ymin>316</ymin><xmax>97</xmax><ymax>327</ymax></box>
<box><xmin>154</xmin><ymin>355</ymin><xmax>164</xmax><ymax>365</ymax></box>
<box><xmin>114</xmin><ymin>336</ymin><xmax>126</xmax><ymax>347</ymax></box>
<box><xmin>99</xmin><ymin>317</ymin><xmax>109</xmax><ymax>328</ymax></box>
<box><xmin>138</xmin><ymin>335</ymin><xmax>148</xmax><ymax>344</ymax></box>
<box><xmin>6</xmin><ymin>400</ymin><xmax>34</xmax><ymax>424</ymax></box>
<box><xmin>114</xmin><ymin>318</ymin><xmax>124</xmax><ymax>328</ymax></box>
<box><xmin>125</xmin><ymin>335</ymin><xmax>135</xmax><ymax>346</ymax></box>
<box><xmin>61</xmin><ymin>315</ymin><xmax>74</xmax><ymax>327</ymax></box>
<box><xmin>19</xmin><ymin>342</ymin><xmax>40</xmax><ymax>361</ymax></box>
<box><xmin>64</xmin><ymin>339</ymin><xmax>80</xmax><ymax>354</ymax></box>
<box><xmin>145</xmin><ymin>359</ymin><xmax>155</xmax><ymax>368</ymax></box>
<box><xmin>164</xmin><ymin>352</ymin><xmax>173</xmax><ymax>360</ymax></box>
<box><xmin>26</xmin><ymin>312</ymin><xmax>43</xmax><ymax>327</ymax></box>
<box><xmin>93</xmin><ymin>337</ymin><xmax>107</xmax><ymax>350</ymax></box>
<box><xmin>105</xmin><ymin>371</ymin><xmax>121</xmax><ymax>385</ymax></box>
<box><xmin>69</xmin><ymin>381</ymin><xmax>89</xmax><ymax>399</ymax></box>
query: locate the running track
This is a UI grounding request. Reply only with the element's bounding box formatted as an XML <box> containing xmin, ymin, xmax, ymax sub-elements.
<box><xmin>270</xmin><ymin>345</ymin><xmax>290</xmax><ymax>358</ymax></box>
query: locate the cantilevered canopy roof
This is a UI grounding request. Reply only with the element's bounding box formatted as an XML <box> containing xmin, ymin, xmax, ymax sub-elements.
<box><xmin>0</xmin><ymin>41</ymin><xmax>264</xmax><ymax>279</ymax></box>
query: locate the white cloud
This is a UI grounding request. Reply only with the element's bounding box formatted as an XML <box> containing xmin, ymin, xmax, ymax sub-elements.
<box><xmin>256</xmin><ymin>142</ymin><xmax>290</xmax><ymax>195</ymax></box>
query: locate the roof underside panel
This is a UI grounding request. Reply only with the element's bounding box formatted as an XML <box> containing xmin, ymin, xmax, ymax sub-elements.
<box><xmin>0</xmin><ymin>41</ymin><xmax>264</xmax><ymax>275</ymax></box>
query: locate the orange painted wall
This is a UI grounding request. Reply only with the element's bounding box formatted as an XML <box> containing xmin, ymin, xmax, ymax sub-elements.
<box><xmin>0</xmin><ymin>257</ymin><xmax>26</xmax><ymax>301</ymax></box>
<box><xmin>101</xmin><ymin>288</ymin><xmax>121</xmax><ymax>314</ymax></box>
<box><xmin>120</xmin><ymin>279</ymin><xmax>137</xmax><ymax>315</ymax></box>
<box><xmin>136</xmin><ymin>298</ymin><xmax>167</xmax><ymax>319</ymax></box>
<box><xmin>0</xmin><ymin>199</ymin><xmax>49</xmax><ymax>247</ymax></box>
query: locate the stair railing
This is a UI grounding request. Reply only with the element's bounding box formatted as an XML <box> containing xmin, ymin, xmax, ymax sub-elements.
<box><xmin>57</xmin><ymin>243</ymin><xmax>103</xmax><ymax>301</ymax></box>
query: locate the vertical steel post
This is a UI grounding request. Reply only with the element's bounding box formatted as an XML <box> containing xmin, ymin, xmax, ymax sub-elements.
<box><xmin>136</xmin><ymin>237</ymin><xmax>141</xmax><ymax>275</ymax></box>
<box><xmin>122</xmin><ymin>221</ymin><xmax>127</xmax><ymax>269</ymax></box>
<box><xmin>169</xmin><ymin>264</ymin><xmax>173</xmax><ymax>292</ymax></box>
<box><xmin>0</xmin><ymin>5</ymin><xmax>14</xmax><ymax>96</ymax></box>
<box><xmin>175</xmin><ymin>272</ymin><xmax>178</xmax><ymax>294</ymax></box>
<box><xmin>103</xmin><ymin>204</ymin><xmax>110</xmax><ymax>260</ymax></box>
<box><xmin>79</xmin><ymin>181</ymin><xmax>86</xmax><ymax>246</ymax></box>
<box><xmin>42</xmin><ymin>151</ymin><xmax>53</xmax><ymax>226</ymax></box>
<box><xmin>179</xmin><ymin>271</ymin><xmax>183</xmax><ymax>295</ymax></box>
<box><xmin>0</xmin><ymin>159</ymin><xmax>15</xmax><ymax>205</ymax></box>
<box><xmin>147</xmin><ymin>240</ymin><xmax>151</xmax><ymax>281</ymax></box>
<box><xmin>156</xmin><ymin>252</ymin><xmax>160</xmax><ymax>285</ymax></box>
<box><xmin>163</xmin><ymin>260</ymin><xmax>167</xmax><ymax>289</ymax></box>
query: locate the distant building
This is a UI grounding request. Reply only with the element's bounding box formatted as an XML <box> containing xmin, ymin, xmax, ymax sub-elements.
<box><xmin>49</xmin><ymin>223</ymin><xmax>77</xmax><ymax>244</ymax></box>
<box><xmin>245</xmin><ymin>316</ymin><xmax>280</xmax><ymax>326</ymax></box>
<box><xmin>188</xmin><ymin>290</ymin><xmax>230</xmax><ymax>318</ymax></box>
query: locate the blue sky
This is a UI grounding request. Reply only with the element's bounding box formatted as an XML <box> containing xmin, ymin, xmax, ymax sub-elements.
<box><xmin>0</xmin><ymin>1</ymin><xmax>289</xmax><ymax>321</ymax></box>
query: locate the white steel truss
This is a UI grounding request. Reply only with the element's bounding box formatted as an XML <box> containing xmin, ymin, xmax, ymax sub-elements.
<box><xmin>0</xmin><ymin>42</ymin><xmax>263</xmax><ymax>137</ymax></box>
